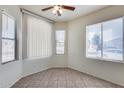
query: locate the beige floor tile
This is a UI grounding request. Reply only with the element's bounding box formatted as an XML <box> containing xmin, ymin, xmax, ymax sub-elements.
<box><xmin>12</xmin><ymin>68</ymin><xmax>122</xmax><ymax>88</ymax></box>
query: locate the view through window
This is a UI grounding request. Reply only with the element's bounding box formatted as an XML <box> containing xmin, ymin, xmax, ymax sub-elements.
<box><xmin>103</xmin><ymin>18</ymin><xmax>123</xmax><ymax>60</ymax></box>
<box><xmin>86</xmin><ymin>18</ymin><xmax>123</xmax><ymax>61</ymax></box>
<box><xmin>56</xmin><ymin>30</ymin><xmax>65</xmax><ymax>54</ymax></box>
<box><xmin>86</xmin><ymin>24</ymin><xmax>101</xmax><ymax>58</ymax></box>
<box><xmin>2</xmin><ymin>13</ymin><xmax>16</xmax><ymax>63</ymax></box>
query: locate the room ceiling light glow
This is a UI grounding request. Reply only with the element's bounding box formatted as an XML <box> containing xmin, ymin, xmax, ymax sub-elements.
<box><xmin>52</xmin><ymin>5</ymin><xmax>62</xmax><ymax>16</ymax></box>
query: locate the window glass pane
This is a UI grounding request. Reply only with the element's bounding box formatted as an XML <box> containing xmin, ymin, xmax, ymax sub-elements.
<box><xmin>103</xmin><ymin>18</ymin><xmax>123</xmax><ymax>60</ymax></box>
<box><xmin>86</xmin><ymin>24</ymin><xmax>102</xmax><ymax>58</ymax></box>
<box><xmin>56</xmin><ymin>31</ymin><xmax>65</xmax><ymax>42</ymax></box>
<box><xmin>2</xmin><ymin>14</ymin><xmax>15</xmax><ymax>39</ymax></box>
<box><xmin>56</xmin><ymin>43</ymin><xmax>64</xmax><ymax>54</ymax></box>
<box><xmin>2</xmin><ymin>39</ymin><xmax>15</xmax><ymax>63</ymax></box>
<box><xmin>56</xmin><ymin>30</ymin><xmax>65</xmax><ymax>54</ymax></box>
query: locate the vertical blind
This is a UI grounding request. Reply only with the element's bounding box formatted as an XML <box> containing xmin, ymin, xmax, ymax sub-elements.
<box><xmin>27</xmin><ymin>15</ymin><xmax>52</xmax><ymax>58</ymax></box>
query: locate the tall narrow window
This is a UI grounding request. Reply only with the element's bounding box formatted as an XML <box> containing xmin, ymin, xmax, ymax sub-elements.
<box><xmin>2</xmin><ymin>13</ymin><xmax>16</xmax><ymax>63</ymax></box>
<box><xmin>56</xmin><ymin>30</ymin><xmax>65</xmax><ymax>54</ymax></box>
<box><xmin>27</xmin><ymin>15</ymin><xmax>52</xmax><ymax>58</ymax></box>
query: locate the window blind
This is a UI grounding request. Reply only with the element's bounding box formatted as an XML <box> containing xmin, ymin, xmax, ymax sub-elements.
<box><xmin>27</xmin><ymin>15</ymin><xmax>52</xmax><ymax>58</ymax></box>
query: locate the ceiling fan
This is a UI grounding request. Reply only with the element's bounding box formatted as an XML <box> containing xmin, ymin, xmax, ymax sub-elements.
<box><xmin>41</xmin><ymin>5</ymin><xmax>75</xmax><ymax>16</ymax></box>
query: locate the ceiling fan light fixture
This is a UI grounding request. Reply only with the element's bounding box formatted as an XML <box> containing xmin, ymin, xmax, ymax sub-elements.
<box><xmin>52</xmin><ymin>5</ymin><xmax>63</xmax><ymax>15</ymax></box>
<box><xmin>54</xmin><ymin>5</ymin><xmax>59</xmax><ymax>11</ymax></box>
<box><xmin>42</xmin><ymin>5</ymin><xmax>75</xmax><ymax>16</ymax></box>
<box><xmin>52</xmin><ymin>9</ymin><xmax>56</xmax><ymax>14</ymax></box>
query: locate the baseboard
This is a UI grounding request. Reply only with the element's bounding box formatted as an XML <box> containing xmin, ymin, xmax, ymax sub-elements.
<box><xmin>22</xmin><ymin>67</ymin><xmax>68</xmax><ymax>78</ymax></box>
<box><xmin>68</xmin><ymin>66</ymin><xmax>124</xmax><ymax>87</ymax></box>
<box><xmin>52</xmin><ymin>66</ymin><xmax>68</xmax><ymax>68</ymax></box>
<box><xmin>9</xmin><ymin>76</ymin><xmax>22</xmax><ymax>88</ymax></box>
<box><xmin>22</xmin><ymin>67</ymin><xmax>51</xmax><ymax>78</ymax></box>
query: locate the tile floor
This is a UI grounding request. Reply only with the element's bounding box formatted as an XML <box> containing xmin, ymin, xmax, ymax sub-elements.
<box><xmin>12</xmin><ymin>68</ymin><xmax>122</xmax><ymax>88</ymax></box>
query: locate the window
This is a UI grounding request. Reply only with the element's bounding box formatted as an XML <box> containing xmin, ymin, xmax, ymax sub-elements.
<box><xmin>27</xmin><ymin>15</ymin><xmax>52</xmax><ymax>58</ymax></box>
<box><xmin>2</xmin><ymin>13</ymin><xmax>16</xmax><ymax>63</ymax></box>
<box><xmin>103</xmin><ymin>18</ymin><xmax>123</xmax><ymax>60</ymax></box>
<box><xmin>86</xmin><ymin>24</ymin><xmax>102</xmax><ymax>58</ymax></box>
<box><xmin>86</xmin><ymin>18</ymin><xmax>123</xmax><ymax>61</ymax></box>
<box><xmin>56</xmin><ymin>30</ymin><xmax>65</xmax><ymax>54</ymax></box>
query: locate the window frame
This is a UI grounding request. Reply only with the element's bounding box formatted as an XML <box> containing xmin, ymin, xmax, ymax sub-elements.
<box><xmin>55</xmin><ymin>30</ymin><xmax>65</xmax><ymax>55</ymax></box>
<box><xmin>1</xmin><ymin>11</ymin><xmax>17</xmax><ymax>64</ymax></box>
<box><xmin>86</xmin><ymin>17</ymin><xmax>124</xmax><ymax>63</ymax></box>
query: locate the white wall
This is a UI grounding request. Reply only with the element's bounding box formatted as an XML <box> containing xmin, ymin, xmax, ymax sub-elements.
<box><xmin>22</xmin><ymin>58</ymin><xmax>52</xmax><ymax>77</ymax></box>
<box><xmin>0</xmin><ymin>5</ymin><xmax>22</xmax><ymax>88</ymax></box>
<box><xmin>68</xmin><ymin>6</ymin><xmax>124</xmax><ymax>86</ymax></box>
<box><xmin>51</xmin><ymin>22</ymin><xmax>68</xmax><ymax>67</ymax></box>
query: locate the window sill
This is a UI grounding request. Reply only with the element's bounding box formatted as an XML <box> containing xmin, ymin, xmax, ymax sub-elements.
<box><xmin>56</xmin><ymin>53</ymin><xmax>65</xmax><ymax>55</ymax></box>
<box><xmin>1</xmin><ymin>59</ymin><xmax>18</xmax><ymax>65</ymax></box>
<box><xmin>23</xmin><ymin>56</ymin><xmax>52</xmax><ymax>61</ymax></box>
<box><xmin>86</xmin><ymin>56</ymin><xmax>123</xmax><ymax>63</ymax></box>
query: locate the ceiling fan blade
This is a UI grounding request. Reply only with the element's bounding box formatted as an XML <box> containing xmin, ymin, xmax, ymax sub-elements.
<box><xmin>62</xmin><ymin>5</ymin><xmax>75</xmax><ymax>11</ymax></box>
<box><xmin>42</xmin><ymin>6</ymin><xmax>53</xmax><ymax>11</ymax></box>
<box><xmin>57</xmin><ymin>10</ymin><xmax>61</xmax><ymax>16</ymax></box>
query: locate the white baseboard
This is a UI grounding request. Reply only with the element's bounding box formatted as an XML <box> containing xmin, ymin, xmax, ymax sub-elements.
<box><xmin>69</xmin><ymin>66</ymin><xmax>124</xmax><ymax>87</ymax></box>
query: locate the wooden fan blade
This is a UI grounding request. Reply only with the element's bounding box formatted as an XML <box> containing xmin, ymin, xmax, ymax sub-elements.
<box><xmin>42</xmin><ymin>6</ymin><xmax>53</xmax><ymax>11</ymax></box>
<box><xmin>62</xmin><ymin>5</ymin><xmax>75</xmax><ymax>11</ymax></box>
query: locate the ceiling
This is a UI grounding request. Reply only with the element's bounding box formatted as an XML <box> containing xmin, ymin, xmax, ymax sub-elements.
<box><xmin>20</xmin><ymin>5</ymin><xmax>108</xmax><ymax>22</ymax></box>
